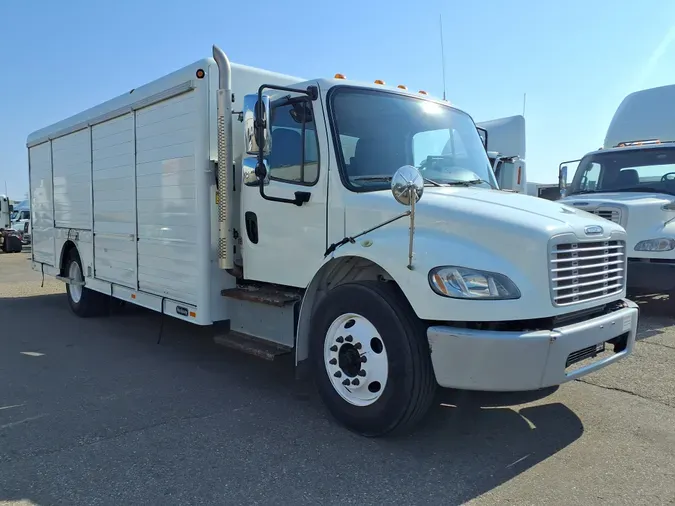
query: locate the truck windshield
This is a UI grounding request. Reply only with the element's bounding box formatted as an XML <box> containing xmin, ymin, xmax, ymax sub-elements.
<box><xmin>329</xmin><ymin>88</ymin><xmax>496</xmax><ymax>191</ymax></box>
<box><xmin>568</xmin><ymin>147</ymin><xmax>675</xmax><ymax>196</ymax></box>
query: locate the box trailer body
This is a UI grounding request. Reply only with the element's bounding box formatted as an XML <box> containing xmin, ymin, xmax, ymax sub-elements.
<box><xmin>27</xmin><ymin>47</ymin><xmax>638</xmax><ymax>436</ymax></box>
<box><xmin>560</xmin><ymin>84</ymin><xmax>675</xmax><ymax>293</ymax></box>
<box><xmin>477</xmin><ymin>115</ymin><xmax>527</xmax><ymax>193</ymax></box>
<box><xmin>0</xmin><ymin>195</ymin><xmax>10</xmax><ymax>229</ymax></box>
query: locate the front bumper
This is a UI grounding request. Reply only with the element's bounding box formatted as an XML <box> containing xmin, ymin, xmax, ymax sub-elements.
<box><xmin>427</xmin><ymin>299</ymin><xmax>638</xmax><ymax>391</ymax></box>
<box><xmin>627</xmin><ymin>258</ymin><xmax>675</xmax><ymax>292</ymax></box>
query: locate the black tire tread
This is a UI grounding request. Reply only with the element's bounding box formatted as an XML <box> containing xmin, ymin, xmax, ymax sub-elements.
<box><xmin>311</xmin><ymin>279</ymin><xmax>437</xmax><ymax>436</ymax></box>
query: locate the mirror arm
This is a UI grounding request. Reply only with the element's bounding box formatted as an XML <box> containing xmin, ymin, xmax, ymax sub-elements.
<box><xmin>323</xmin><ymin>211</ymin><xmax>411</xmax><ymax>257</ymax></box>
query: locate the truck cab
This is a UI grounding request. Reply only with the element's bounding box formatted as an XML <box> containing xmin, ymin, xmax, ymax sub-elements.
<box><xmin>560</xmin><ymin>84</ymin><xmax>675</xmax><ymax>294</ymax></box>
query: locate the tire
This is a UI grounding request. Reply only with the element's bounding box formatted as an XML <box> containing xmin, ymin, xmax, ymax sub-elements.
<box><xmin>309</xmin><ymin>280</ymin><xmax>437</xmax><ymax>437</ymax></box>
<box><xmin>64</xmin><ymin>248</ymin><xmax>107</xmax><ymax>317</ymax></box>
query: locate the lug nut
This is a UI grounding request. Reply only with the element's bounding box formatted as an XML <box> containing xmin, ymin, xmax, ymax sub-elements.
<box><xmin>334</xmin><ymin>371</ymin><xmax>342</xmax><ymax>378</ymax></box>
<box><xmin>336</xmin><ymin>336</ymin><xmax>344</xmax><ymax>343</ymax></box>
<box><xmin>358</xmin><ymin>370</ymin><xmax>366</xmax><ymax>377</ymax></box>
<box><xmin>352</xmin><ymin>379</ymin><xmax>360</xmax><ymax>386</ymax></box>
<box><xmin>354</xmin><ymin>342</ymin><xmax>362</xmax><ymax>350</ymax></box>
<box><xmin>329</xmin><ymin>358</ymin><xmax>337</xmax><ymax>365</ymax></box>
<box><xmin>330</xmin><ymin>345</ymin><xmax>338</xmax><ymax>352</ymax></box>
<box><xmin>342</xmin><ymin>379</ymin><xmax>350</xmax><ymax>386</ymax></box>
<box><xmin>361</xmin><ymin>356</ymin><xmax>367</xmax><ymax>363</ymax></box>
<box><xmin>345</xmin><ymin>335</ymin><xmax>353</xmax><ymax>342</ymax></box>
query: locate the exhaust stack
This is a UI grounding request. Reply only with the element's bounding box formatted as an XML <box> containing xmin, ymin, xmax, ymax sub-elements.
<box><xmin>212</xmin><ymin>45</ymin><xmax>233</xmax><ymax>270</ymax></box>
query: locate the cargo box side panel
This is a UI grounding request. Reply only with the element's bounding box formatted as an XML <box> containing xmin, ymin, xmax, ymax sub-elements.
<box><xmin>52</xmin><ymin>128</ymin><xmax>92</xmax><ymax>230</ymax></box>
<box><xmin>29</xmin><ymin>142</ymin><xmax>55</xmax><ymax>265</ymax></box>
<box><xmin>92</xmin><ymin>113</ymin><xmax>137</xmax><ymax>287</ymax></box>
<box><xmin>135</xmin><ymin>91</ymin><xmax>198</xmax><ymax>304</ymax></box>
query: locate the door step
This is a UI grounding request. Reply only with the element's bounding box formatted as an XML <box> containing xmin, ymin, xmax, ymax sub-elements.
<box><xmin>214</xmin><ymin>331</ymin><xmax>293</xmax><ymax>361</ymax></box>
<box><xmin>221</xmin><ymin>283</ymin><xmax>302</xmax><ymax>307</ymax></box>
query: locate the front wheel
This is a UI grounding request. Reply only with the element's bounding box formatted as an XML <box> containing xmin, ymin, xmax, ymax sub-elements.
<box><xmin>309</xmin><ymin>280</ymin><xmax>437</xmax><ymax>437</ymax></box>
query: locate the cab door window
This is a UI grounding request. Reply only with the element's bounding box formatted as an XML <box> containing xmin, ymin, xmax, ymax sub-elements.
<box><xmin>268</xmin><ymin>100</ymin><xmax>319</xmax><ymax>185</ymax></box>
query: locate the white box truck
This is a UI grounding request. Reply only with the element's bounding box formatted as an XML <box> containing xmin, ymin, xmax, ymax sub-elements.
<box><xmin>560</xmin><ymin>84</ymin><xmax>675</xmax><ymax>294</ymax></box>
<box><xmin>26</xmin><ymin>45</ymin><xmax>638</xmax><ymax>436</ymax></box>
<box><xmin>477</xmin><ymin>115</ymin><xmax>527</xmax><ymax>193</ymax></box>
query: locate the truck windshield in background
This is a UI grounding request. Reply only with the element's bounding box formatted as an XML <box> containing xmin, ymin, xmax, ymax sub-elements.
<box><xmin>568</xmin><ymin>147</ymin><xmax>675</xmax><ymax>196</ymax></box>
<box><xmin>329</xmin><ymin>88</ymin><xmax>496</xmax><ymax>191</ymax></box>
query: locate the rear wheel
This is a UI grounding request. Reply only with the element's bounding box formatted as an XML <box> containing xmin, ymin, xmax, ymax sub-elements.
<box><xmin>309</xmin><ymin>280</ymin><xmax>437</xmax><ymax>437</ymax></box>
<box><xmin>65</xmin><ymin>249</ymin><xmax>107</xmax><ymax>317</ymax></box>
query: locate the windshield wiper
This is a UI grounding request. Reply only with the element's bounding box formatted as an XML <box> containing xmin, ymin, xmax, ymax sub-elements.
<box><xmin>352</xmin><ymin>175</ymin><xmax>442</xmax><ymax>187</ymax></box>
<box><xmin>567</xmin><ymin>190</ymin><xmax>598</xmax><ymax>196</ymax></box>
<box><xmin>611</xmin><ymin>186</ymin><xmax>675</xmax><ymax>197</ymax></box>
<box><xmin>445</xmin><ymin>179</ymin><xmax>496</xmax><ymax>189</ymax></box>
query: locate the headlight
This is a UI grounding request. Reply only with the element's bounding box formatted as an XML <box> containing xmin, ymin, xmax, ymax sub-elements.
<box><xmin>634</xmin><ymin>238</ymin><xmax>675</xmax><ymax>252</ymax></box>
<box><xmin>428</xmin><ymin>266</ymin><xmax>521</xmax><ymax>300</ymax></box>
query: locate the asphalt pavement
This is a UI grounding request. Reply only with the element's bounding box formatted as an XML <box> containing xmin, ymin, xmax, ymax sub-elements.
<box><xmin>0</xmin><ymin>251</ymin><xmax>674</xmax><ymax>505</ymax></box>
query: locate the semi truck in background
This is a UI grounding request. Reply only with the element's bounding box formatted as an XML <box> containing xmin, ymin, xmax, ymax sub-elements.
<box><xmin>477</xmin><ymin>115</ymin><xmax>527</xmax><ymax>193</ymax></box>
<box><xmin>0</xmin><ymin>195</ymin><xmax>11</xmax><ymax>229</ymax></box>
<box><xmin>11</xmin><ymin>200</ymin><xmax>31</xmax><ymax>244</ymax></box>
<box><xmin>0</xmin><ymin>195</ymin><xmax>22</xmax><ymax>253</ymax></box>
<box><xmin>26</xmin><ymin>45</ymin><xmax>638</xmax><ymax>436</ymax></box>
<box><xmin>559</xmin><ymin>84</ymin><xmax>675</xmax><ymax>294</ymax></box>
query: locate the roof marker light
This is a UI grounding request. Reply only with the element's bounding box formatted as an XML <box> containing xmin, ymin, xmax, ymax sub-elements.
<box><xmin>334</xmin><ymin>73</ymin><xmax>346</xmax><ymax>79</ymax></box>
<box><xmin>374</xmin><ymin>79</ymin><xmax>385</xmax><ymax>85</ymax></box>
<box><xmin>397</xmin><ymin>84</ymin><xmax>408</xmax><ymax>90</ymax></box>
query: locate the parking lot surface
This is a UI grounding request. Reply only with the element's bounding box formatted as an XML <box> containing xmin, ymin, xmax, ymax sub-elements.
<box><xmin>1</xmin><ymin>251</ymin><xmax>674</xmax><ymax>505</ymax></box>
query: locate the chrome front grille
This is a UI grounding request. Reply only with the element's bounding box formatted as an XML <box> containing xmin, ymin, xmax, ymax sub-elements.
<box><xmin>592</xmin><ymin>208</ymin><xmax>622</xmax><ymax>224</ymax></box>
<box><xmin>550</xmin><ymin>240</ymin><xmax>626</xmax><ymax>306</ymax></box>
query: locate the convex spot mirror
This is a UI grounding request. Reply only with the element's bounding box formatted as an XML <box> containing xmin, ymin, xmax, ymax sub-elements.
<box><xmin>391</xmin><ymin>165</ymin><xmax>424</xmax><ymax>206</ymax></box>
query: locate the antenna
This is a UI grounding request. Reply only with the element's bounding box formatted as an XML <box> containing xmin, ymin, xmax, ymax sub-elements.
<box><xmin>439</xmin><ymin>14</ymin><xmax>447</xmax><ymax>101</ymax></box>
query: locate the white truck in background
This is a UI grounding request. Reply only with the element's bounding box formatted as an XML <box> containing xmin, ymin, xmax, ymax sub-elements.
<box><xmin>0</xmin><ymin>195</ymin><xmax>10</xmax><ymax>229</ymax></box>
<box><xmin>27</xmin><ymin>45</ymin><xmax>638</xmax><ymax>436</ymax></box>
<box><xmin>477</xmin><ymin>115</ymin><xmax>527</xmax><ymax>193</ymax></box>
<box><xmin>560</xmin><ymin>84</ymin><xmax>675</xmax><ymax>294</ymax></box>
<box><xmin>11</xmin><ymin>200</ymin><xmax>31</xmax><ymax>244</ymax></box>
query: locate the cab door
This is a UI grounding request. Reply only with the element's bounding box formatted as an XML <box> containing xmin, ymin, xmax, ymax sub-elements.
<box><xmin>239</xmin><ymin>91</ymin><xmax>328</xmax><ymax>288</ymax></box>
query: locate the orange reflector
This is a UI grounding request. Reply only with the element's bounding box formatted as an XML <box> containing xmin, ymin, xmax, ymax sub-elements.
<box><xmin>189</xmin><ymin>311</ymin><xmax>196</xmax><ymax>318</ymax></box>
<box><xmin>374</xmin><ymin>79</ymin><xmax>385</xmax><ymax>85</ymax></box>
<box><xmin>419</xmin><ymin>90</ymin><xmax>428</xmax><ymax>95</ymax></box>
<box><xmin>196</xmin><ymin>69</ymin><xmax>205</xmax><ymax>79</ymax></box>
<box><xmin>397</xmin><ymin>84</ymin><xmax>408</xmax><ymax>90</ymax></box>
<box><xmin>131</xmin><ymin>294</ymin><xmax>136</xmax><ymax>299</ymax></box>
<box><xmin>432</xmin><ymin>274</ymin><xmax>449</xmax><ymax>295</ymax></box>
<box><xmin>334</xmin><ymin>73</ymin><xmax>346</xmax><ymax>79</ymax></box>
<box><xmin>517</xmin><ymin>166</ymin><xmax>522</xmax><ymax>185</ymax></box>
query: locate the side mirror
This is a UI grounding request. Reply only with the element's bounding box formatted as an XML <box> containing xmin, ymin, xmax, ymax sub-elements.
<box><xmin>8</xmin><ymin>204</ymin><xmax>13</xmax><ymax>214</ymax></box>
<box><xmin>476</xmin><ymin>127</ymin><xmax>488</xmax><ymax>151</ymax></box>
<box><xmin>243</xmin><ymin>94</ymin><xmax>272</xmax><ymax>157</ymax></box>
<box><xmin>242</xmin><ymin>157</ymin><xmax>270</xmax><ymax>187</ymax></box>
<box><xmin>559</xmin><ymin>164</ymin><xmax>568</xmax><ymax>196</ymax></box>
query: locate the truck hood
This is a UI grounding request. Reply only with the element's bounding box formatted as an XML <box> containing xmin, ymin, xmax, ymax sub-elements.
<box><xmin>563</xmin><ymin>191</ymin><xmax>673</xmax><ymax>206</ymax></box>
<box><xmin>562</xmin><ymin>191</ymin><xmax>675</xmax><ymax>259</ymax></box>
<box><xmin>345</xmin><ymin>186</ymin><xmax>623</xmax><ymax>243</ymax></box>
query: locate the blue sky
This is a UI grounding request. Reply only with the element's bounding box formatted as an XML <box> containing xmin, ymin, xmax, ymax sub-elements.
<box><xmin>1</xmin><ymin>0</ymin><xmax>675</xmax><ymax>198</ymax></box>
